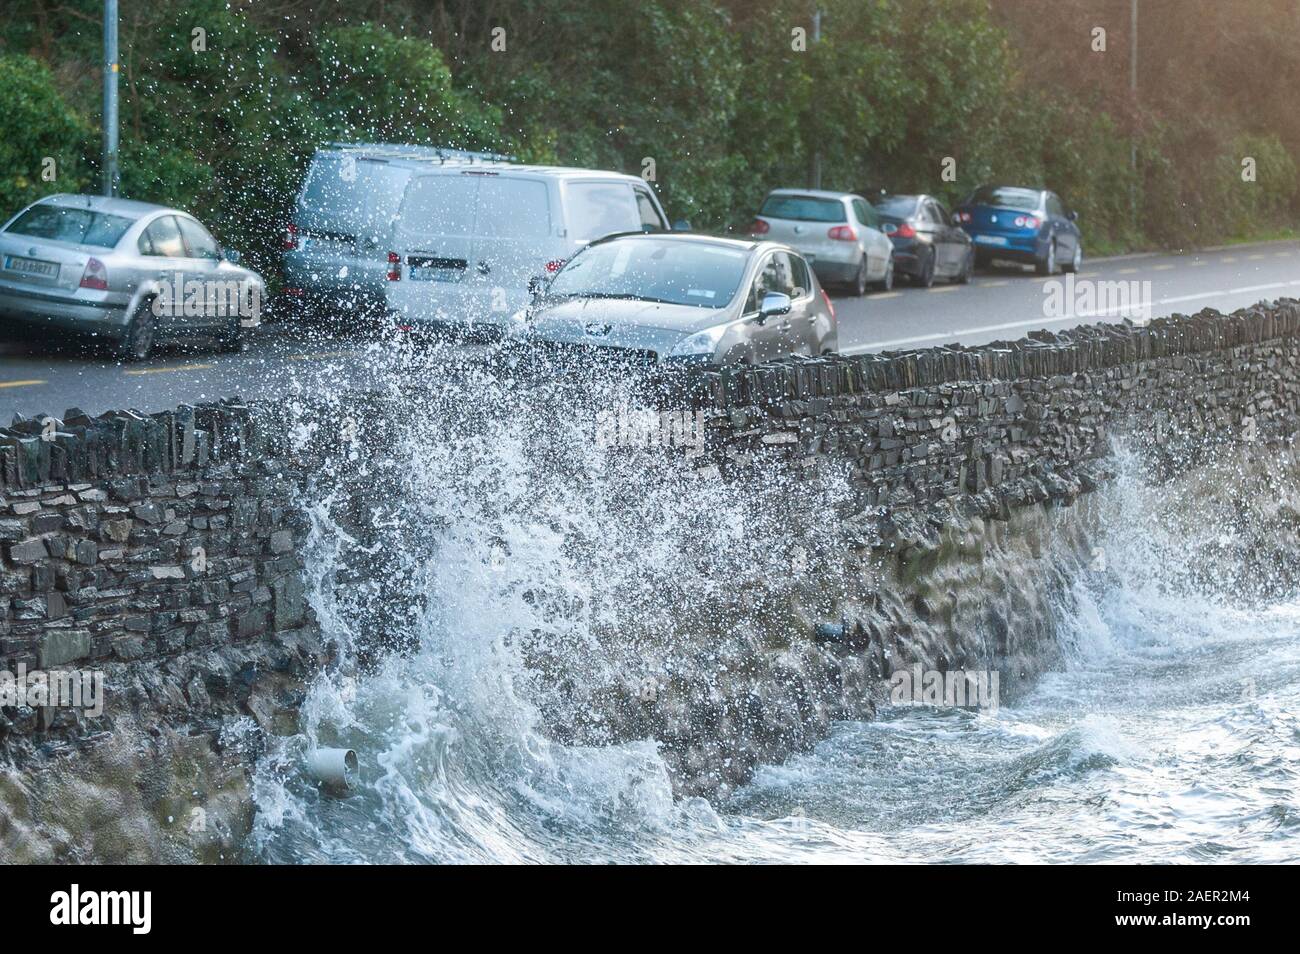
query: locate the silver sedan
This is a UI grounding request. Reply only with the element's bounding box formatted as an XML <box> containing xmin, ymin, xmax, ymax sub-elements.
<box><xmin>0</xmin><ymin>194</ymin><xmax>264</xmax><ymax>360</ymax></box>
<box><xmin>520</xmin><ymin>233</ymin><xmax>837</xmax><ymax>365</ymax></box>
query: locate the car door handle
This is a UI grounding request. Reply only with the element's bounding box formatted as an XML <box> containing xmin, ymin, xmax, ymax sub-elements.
<box><xmin>476</xmin><ymin>261</ymin><xmax>491</xmax><ymax>275</ymax></box>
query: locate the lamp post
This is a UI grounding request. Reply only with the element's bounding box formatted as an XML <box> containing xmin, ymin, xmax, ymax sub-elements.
<box><xmin>102</xmin><ymin>0</ymin><xmax>119</xmax><ymax>196</ymax></box>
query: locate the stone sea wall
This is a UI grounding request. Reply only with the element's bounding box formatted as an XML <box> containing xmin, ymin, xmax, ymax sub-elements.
<box><xmin>2</xmin><ymin>300</ymin><xmax>1298</xmax><ymax>807</ymax></box>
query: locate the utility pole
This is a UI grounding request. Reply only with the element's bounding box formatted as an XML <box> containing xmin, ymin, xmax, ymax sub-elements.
<box><xmin>102</xmin><ymin>0</ymin><xmax>119</xmax><ymax>197</ymax></box>
<box><xmin>810</xmin><ymin>8</ymin><xmax>822</xmax><ymax>190</ymax></box>
<box><xmin>1129</xmin><ymin>0</ymin><xmax>1138</xmax><ymax>226</ymax></box>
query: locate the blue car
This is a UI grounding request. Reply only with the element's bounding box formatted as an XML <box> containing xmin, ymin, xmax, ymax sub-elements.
<box><xmin>954</xmin><ymin>185</ymin><xmax>1082</xmax><ymax>275</ymax></box>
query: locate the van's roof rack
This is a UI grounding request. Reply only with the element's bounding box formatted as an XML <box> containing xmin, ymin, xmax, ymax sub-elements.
<box><xmin>321</xmin><ymin>142</ymin><xmax>517</xmax><ymax>164</ymax></box>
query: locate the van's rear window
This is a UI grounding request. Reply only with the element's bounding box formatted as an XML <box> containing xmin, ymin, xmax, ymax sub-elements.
<box><xmin>758</xmin><ymin>195</ymin><xmax>846</xmax><ymax>223</ymax></box>
<box><xmin>5</xmin><ymin>206</ymin><xmax>135</xmax><ymax>248</ymax></box>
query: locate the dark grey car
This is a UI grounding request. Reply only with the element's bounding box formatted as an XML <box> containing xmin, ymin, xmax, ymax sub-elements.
<box><xmin>520</xmin><ymin>233</ymin><xmax>837</xmax><ymax>365</ymax></box>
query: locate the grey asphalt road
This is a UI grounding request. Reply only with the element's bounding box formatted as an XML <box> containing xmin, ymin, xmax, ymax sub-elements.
<box><xmin>1</xmin><ymin>239</ymin><xmax>1297</xmax><ymax>420</ymax></box>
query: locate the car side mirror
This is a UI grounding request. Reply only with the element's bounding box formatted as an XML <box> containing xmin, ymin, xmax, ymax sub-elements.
<box><xmin>758</xmin><ymin>291</ymin><xmax>792</xmax><ymax>320</ymax></box>
<box><xmin>672</xmin><ymin>219</ymin><xmax>691</xmax><ymax>231</ymax></box>
<box><xmin>527</xmin><ymin>275</ymin><xmax>548</xmax><ymax>301</ymax></box>
<box><xmin>1068</xmin><ymin>210</ymin><xmax>1079</xmax><ymax>222</ymax></box>
<box><xmin>951</xmin><ymin>213</ymin><xmax>962</xmax><ymax>226</ymax></box>
<box><xmin>223</xmin><ymin>247</ymin><xmax>241</xmax><ymax>264</ymax></box>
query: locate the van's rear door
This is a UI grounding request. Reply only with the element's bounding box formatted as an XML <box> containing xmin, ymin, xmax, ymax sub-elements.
<box><xmin>386</xmin><ymin>172</ymin><xmax>480</xmax><ymax>325</ymax></box>
<box><xmin>291</xmin><ymin>154</ymin><xmax>406</xmax><ymax>307</ymax></box>
<box><xmin>470</xmin><ymin>173</ymin><xmax>555</xmax><ymax>319</ymax></box>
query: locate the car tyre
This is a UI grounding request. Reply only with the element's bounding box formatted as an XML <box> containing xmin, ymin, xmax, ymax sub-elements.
<box><xmin>955</xmin><ymin>248</ymin><xmax>974</xmax><ymax>284</ymax></box>
<box><xmin>916</xmin><ymin>250</ymin><xmax>936</xmax><ymax>288</ymax></box>
<box><xmin>1063</xmin><ymin>241</ymin><xmax>1083</xmax><ymax>274</ymax></box>
<box><xmin>217</xmin><ymin>315</ymin><xmax>248</xmax><ymax>354</ymax></box>
<box><xmin>1036</xmin><ymin>240</ymin><xmax>1058</xmax><ymax>276</ymax></box>
<box><xmin>876</xmin><ymin>258</ymin><xmax>894</xmax><ymax>291</ymax></box>
<box><xmin>851</xmin><ymin>257</ymin><xmax>869</xmax><ymax>297</ymax></box>
<box><xmin>116</xmin><ymin>301</ymin><xmax>156</xmax><ymax>362</ymax></box>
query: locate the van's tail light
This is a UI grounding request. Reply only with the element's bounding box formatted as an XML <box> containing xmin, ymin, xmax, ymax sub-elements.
<box><xmin>386</xmin><ymin>252</ymin><xmax>401</xmax><ymax>281</ymax></box>
<box><xmin>827</xmin><ymin>225</ymin><xmax>858</xmax><ymax>242</ymax></box>
<box><xmin>749</xmin><ymin>218</ymin><xmax>770</xmax><ymax>236</ymax></box>
<box><xmin>893</xmin><ymin>222</ymin><xmax>917</xmax><ymax>239</ymax></box>
<box><xmin>282</xmin><ymin>223</ymin><xmax>300</xmax><ymax>251</ymax></box>
<box><xmin>820</xmin><ymin>288</ymin><xmax>835</xmax><ymax>319</ymax></box>
<box><xmin>1014</xmin><ymin>215</ymin><xmax>1041</xmax><ymax>229</ymax></box>
<box><xmin>79</xmin><ymin>257</ymin><xmax>109</xmax><ymax>291</ymax></box>
<box><xmin>544</xmin><ymin>259</ymin><xmax>566</xmax><ymax>274</ymax></box>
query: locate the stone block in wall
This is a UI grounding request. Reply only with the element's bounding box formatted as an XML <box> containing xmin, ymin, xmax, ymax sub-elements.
<box><xmin>38</xmin><ymin>629</ymin><xmax>91</xmax><ymax>668</ymax></box>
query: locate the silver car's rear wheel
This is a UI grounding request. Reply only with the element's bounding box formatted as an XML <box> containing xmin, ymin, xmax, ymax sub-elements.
<box><xmin>116</xmin><ymin>302</ymin><xmax>156</xmax><ymax>362</ymax></box>
<box><xmin>851</xmin><ymin>257</ymin><xmax>868</xmax><ymax>296</ymax></box>
<box><xmin>877</xmin><ymin>258</ymin><xmax>895</xmax><ymax>291</ymax></box>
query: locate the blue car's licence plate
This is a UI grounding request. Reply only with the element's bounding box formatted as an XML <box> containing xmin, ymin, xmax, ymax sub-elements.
<box><xmin>974</xmin><ymin>235</ymin><xmax>1008</xmax><ymax>246</ymax></box>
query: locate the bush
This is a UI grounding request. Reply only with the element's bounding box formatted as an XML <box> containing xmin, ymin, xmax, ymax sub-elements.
<box><xmin>0</xmin><ymin>53</ymin><xmax>89</xmax><ymax>214</ymax></box>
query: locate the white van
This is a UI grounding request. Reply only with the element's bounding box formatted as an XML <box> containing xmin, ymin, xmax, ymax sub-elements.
<box><xmin>383</xmin><ymin>165</ymin><xmax>675</xmax><ymax>331</ymax></box>
<box><xmin>282</xmin><ymin>143</ymin><xmax>515</xmax><ymax>319</ymax></box>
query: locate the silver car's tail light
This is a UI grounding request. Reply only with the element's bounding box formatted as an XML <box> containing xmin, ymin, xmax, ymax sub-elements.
<box><xmin>282</xmin><ymin>222</ymin><xmax>301</xmax><ymax>250</ymax></box>
<box><xmin>79</xmin><ymin>257</ymin><xmax>109</xmax><ymax>291</ymax></box>
<box><xmin>386</xmin><ymin>251</ymin><xmax>401</xmax><ymax>281</ymax></box>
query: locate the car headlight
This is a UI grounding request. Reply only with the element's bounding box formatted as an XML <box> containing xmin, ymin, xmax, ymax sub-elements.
<box><xmin>668</xmin><ymin>324</ymin><xmax>727</xmax><ymax>358</ymax></box>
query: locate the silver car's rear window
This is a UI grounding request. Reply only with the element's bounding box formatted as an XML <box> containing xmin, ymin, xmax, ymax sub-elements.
<box><xmin>759</xmin><ymin>195</ymin><xmax>846</xmax><ymax>223</ymax></box>
<box><xmin>6</xmin><ymin>205</ymin><xmax>135</xmax><ymax>249</ymax></box>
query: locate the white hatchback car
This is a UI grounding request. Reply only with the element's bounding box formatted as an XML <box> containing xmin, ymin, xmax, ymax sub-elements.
<box><xmin>750</xmin><ymin>189</ymin><xmax>895</xmax><ymax>295</ymax></box>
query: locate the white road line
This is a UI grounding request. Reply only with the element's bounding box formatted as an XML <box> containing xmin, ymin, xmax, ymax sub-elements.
<box><xmin>843</xmin><ymin>279</ymin><xmax>1300</xmax><ymax>353</ymax></box>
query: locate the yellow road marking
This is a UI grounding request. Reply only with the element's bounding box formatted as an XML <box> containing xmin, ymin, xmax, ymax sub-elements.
<box><xmin>123</xmin><ymin>363</ymin><xmax>213</xmax><ymax>376</ymax></box>
<box><xmin>979</xmin><ymin>280</ymin><xmax>1010</xmax><ymax>287</ymax></box>
<box><xmin>1118</xmin><ymin>267</ymin><xmax>1139</xmax><ymax>274</ymax></box>
<box><xmin>873</xmin><ymin>292</ymin><xmax>903</xmax><ymax>300</ymax></box>
<box><xmin>1078</xmin><ymin>271</ymin><xmax>1100</xmax><ymax>278</ymax></box>
<box><xmin>1152</xmin><ymin>264</ymin><xmax>1175</xmax><ymax>270</ymax></box>
<box><xmin>1189</xmin><ymin>260</ymin><xmax>1208</xmax><ymax>266</ymax></box>
<box><xmin>1221</xmin><ymin>256</ymin><xmax>1238</xmax><ymax>263</ymax></box>
<box><xmin>0</xmin><ymin>379</ymin><xmax>46</xmax><ymax>389</ymax></box>
<box><xmin>1276</xmin><ymin>251</ymin><xmax>1293</xmax><ymax>257</ymax></box>
<box><xmin>927</xmin><ymin>285</ymin><xmax>961</xmax><ymax>293</ymax></box>
<box><xmin>1247</xmin><ymin>253</ymin><xmax>1266</xmax><ymax>260</ymax></box>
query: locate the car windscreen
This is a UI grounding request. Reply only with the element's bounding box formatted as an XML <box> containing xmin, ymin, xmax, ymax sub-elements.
<box><xmin>547</xmin><ymin>239</ymin><xmax>748</xmax><ymax>308</ymax></box>
<box><xmin>5</xmin><ymin>205</ymin><xmax>135</xmax><ymax>249</ymax></box>
<box><xmin>758</xmin><ymin>195</ymin><xmax>846</xmax><ymax>223</ymax></box>
<box><xmin>876</xmin><ymin>195</ymin><xmax>920</xmax><ymax>218</ymax></box>
<box><xmin>965</xmin><ymin>186</ymin><xmax>1041</xmax><ymax>211</ymax></box>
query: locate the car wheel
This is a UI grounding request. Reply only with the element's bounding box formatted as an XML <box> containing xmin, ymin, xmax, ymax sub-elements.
<box><xmin>955</xmin><ymin>248</ymin><xmax>974</xmax><ymax>284</ymax></box>
<box><xmin>116</xmin><ymin>301</ymin><xmax>156</xmax><ymax>362</ymax></box>
<box><xmin>877</xmin><ymin>258</ymin><xmax>894</xmax><ymax>291</ymax></box>
<box><xmin>916</xmin><ymin>250</ymin><xmax>936</xmax><ymax>288</ymax></box>
<box><xmin>217</xmin><ymin>315</ymin><xmax>248</xmax><ymax>354</ymax></box>
<box><xmin>1063</xmin><ymin>241</ymin><xmax>1083</xmax><ymax>274</ymax></box>
<box><xmin>1036</xmin><ymin>240</ymin><xmax>1058</xmax><ymax>276</ymax></box>
<box><xmin>851</xmin><ymin>257</ymin><xmax>869</xmax><ymax>296</ymax></box>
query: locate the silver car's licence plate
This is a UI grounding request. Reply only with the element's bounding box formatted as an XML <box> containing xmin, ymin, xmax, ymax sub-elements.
<box><xmin>4</xmin><ymin>255</ymin><xmax>58</xmax><ymax>277</ymax></box>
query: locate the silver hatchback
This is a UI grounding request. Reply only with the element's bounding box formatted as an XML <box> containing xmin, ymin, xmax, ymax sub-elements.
<box><xmin>0</xmin><ymin>194</ymin><xmax>264</xmax><ymax>359</ymax></box>
<box><xmin>521</xmin><ymin>233</ymin><xmax>837</xmax><ymax>365</ymax></box>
